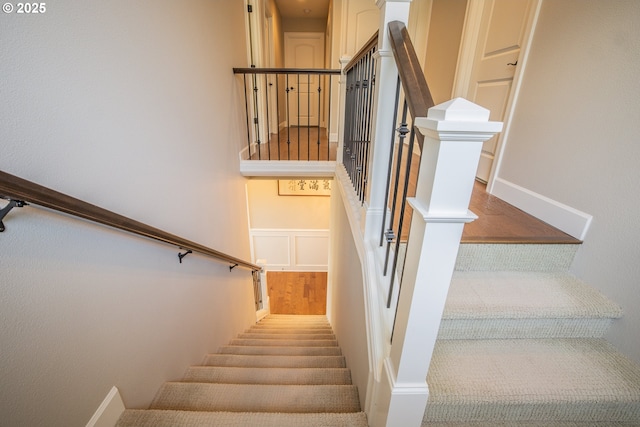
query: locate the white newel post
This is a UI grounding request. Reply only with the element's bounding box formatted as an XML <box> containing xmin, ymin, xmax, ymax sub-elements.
<box><xmin>363</xmin><ymin>0</ymin><xmax>412</xmax><ymax>241</ymax></box>
<box><xmin>372</xmin><ymin>98</ymin><xmax>502</xmax><ymax>427</ymax></box>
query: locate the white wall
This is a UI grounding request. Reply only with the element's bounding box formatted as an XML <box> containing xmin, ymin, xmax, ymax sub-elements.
<box><xmin>496</xmin><ymin>0</ymin><xmax>640</xmax><ymax>364</ymax></box>
<box><xmin>328</xmin><ymin>187</ymin><xmax>370</xmax><ymax>408</ymax></box>
<box><xmin>0</xmin><ymin>1</ymin><xmax>256</xmax><ymax>425</ymax></box>
<box><xmin>247</xmin><ymin>179</ymin><xmax>331</xmax><ymax>270</ymax></box>
<box><xmin>422</xmin><ymin>0</ymin><xmax>467</xmax><ymax>104</ymax></box>
<box><xmin>247</xmin><ymin>179</ymin><xmax>331</xmax><ymax>229</ymax></box>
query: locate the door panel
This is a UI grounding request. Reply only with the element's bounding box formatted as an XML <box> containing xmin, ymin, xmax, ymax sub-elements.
<box><xmin>285</xmin><ymin>33</ymin><xmax>324</xmax><ymax>126</ymax></box>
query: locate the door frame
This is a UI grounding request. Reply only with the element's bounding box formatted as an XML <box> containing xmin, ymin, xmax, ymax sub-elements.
<box><xmin>452</xmin><ymin>0</ymin><xmax>542</xmax><ymax>191</ymax></box>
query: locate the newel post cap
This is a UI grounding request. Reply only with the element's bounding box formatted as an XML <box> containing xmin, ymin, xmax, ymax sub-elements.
<box><xmin>428</xmin><ymin>97</ymin><xmax>490</xmax><ymax>121</ymax></box>
<box><xmin>414</xmin><ymin>97</ymin><xmax>504</xmax><ymax>135</ymax></box>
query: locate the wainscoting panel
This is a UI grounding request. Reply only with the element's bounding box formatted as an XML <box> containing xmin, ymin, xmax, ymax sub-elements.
<box><xmin>252</xmin><ymin>234</ymin><xmax>290</xmax><ymax>267</ymax></box>
<box><xmin>250</xmin><ymin>229</ymin><xmax>329</xmax><ymax>271</ymax></box>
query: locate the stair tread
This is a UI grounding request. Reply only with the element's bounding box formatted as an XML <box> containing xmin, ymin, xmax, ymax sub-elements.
<box><xmin>150</xmin><ymin>383</ymin><xmax>361</xmax><ymax>413</ymax></box>
<box><xmin>247</xmin><ymin>327</ymin><xmax>334</xmax><ymax>334</ymax></box>
<box><xmin>445</xmin><ymin>271</ymin><xmax>623</xmax><ymax>320</ymax></box>
<box><xmin>183</xmin><ymin>366</ymin><xmax>352</xmax><ymax>385</ymax></box>
<box><xmin>429</xmin><ymin>338</ymin><xmax>640</xmax><ymax>401</ymax></box>
<box><xmin>118</xmin><ymin>409</ymin><xmax>368</xmax><ymax>427</ymax></box>
<box><xmin>238</xmin><ymin>333</ymin><xmax>336</xmax><ymax>340</ymax></box>
<box><xmin>229</xmin><ymin>338</ymin><xmax>338</xmax><ymax>347</ymax></box>
<box><xmin>218</xmin><ymin>345</ymin><xmax>341</xmax><ymax>356</ymax></box>
<box><xmin>204</xmin><ymin>354</ymin><xmax>346</xmax><ymax>368</ymax></box>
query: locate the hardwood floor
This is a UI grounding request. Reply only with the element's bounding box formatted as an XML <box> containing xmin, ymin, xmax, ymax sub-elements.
<box><xmin>462</xmin><ymin>181</ymin><xmax>581</xmax><ymax>244</ymax></box>
<box><xmin>386</xmin><ymin>146</ymin><xmax>579</xmax><ymax>244</ymax></box>
<box><xmin>250</xmin><ymin>127</ymin><xmax>337</xmax><ymax>161</ymax></box>
<box><xmin>267</xmin><ymin>271</ymin><xmax>327</xmax><ymax>315</ymax></box>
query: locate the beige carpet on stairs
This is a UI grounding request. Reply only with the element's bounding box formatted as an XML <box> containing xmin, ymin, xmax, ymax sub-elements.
<box><xmin>424</xmin><ymin>243</ymin><xmax>640</xmax><ymax>425</ymax></box>
<box><xmin>117</xmin><ymin>314</ymin><xmax>368</xmax><ymax>427</ymax></box>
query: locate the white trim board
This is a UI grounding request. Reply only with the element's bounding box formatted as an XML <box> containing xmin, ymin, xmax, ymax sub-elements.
<box><xmin>239</xmin><ymin>160</ymin><xmax>336</xmax><ymax>177</ymax></box>
<box><xmin>85</xmin><ymin>386</ymin><xmax>125</xmax><ymax>427</ymax></box>
<box><xmin>491</xmin><ymin>177</ymin><xmax>592</xmax><ymax>241</ymax></box>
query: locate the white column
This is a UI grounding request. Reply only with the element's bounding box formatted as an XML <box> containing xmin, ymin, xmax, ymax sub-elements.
<box><xmin>336</xmin><ymin>55</ymin><xmax>351</xmax><ymax>165</ymax></box>
<box><xmin>362</xmin><ymin>0</ymin><xmax>412</xmax><ymax>242</ymax></box>
<box><xmin>373</xmin><ymin>98</ymin><xmax>502</xmax><ymax>427</ymax></box>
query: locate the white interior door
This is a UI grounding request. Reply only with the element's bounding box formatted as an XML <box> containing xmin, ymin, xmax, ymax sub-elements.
<box><xmin>284</xmin><ymin>32</ymin><xmax>324</xmax><ymax>127</ymax></box>
<box><xmin>466</xmin><ymin>0</ymin><xmax>536</xmax><ymax>182</ymax></box>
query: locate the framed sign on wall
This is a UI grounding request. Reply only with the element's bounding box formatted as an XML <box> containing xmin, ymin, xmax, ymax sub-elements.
<box><xmin>278</xmin><ymin>179</ymin><xmax>332</xmax><ymax>196</ymax></box>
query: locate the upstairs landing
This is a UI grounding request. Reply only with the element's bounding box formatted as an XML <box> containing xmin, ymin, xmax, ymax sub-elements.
<box><xmin>462</xmin><ymin>181</ymin><xmax>581</xmax><ymax>244</ymax></box>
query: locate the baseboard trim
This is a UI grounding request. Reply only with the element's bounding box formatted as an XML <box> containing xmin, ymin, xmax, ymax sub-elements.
<box><xmin>85</xmin><ymin>386</ymin><xmax>125</xmax><ymax>427</ymax></box>
<box><xmin>491</xmin><ymin>177</ymin><xmax>592</xmax><ymax>240</ymax></box>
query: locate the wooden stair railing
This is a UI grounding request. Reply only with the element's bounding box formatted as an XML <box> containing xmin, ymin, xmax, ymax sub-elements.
<box><xmin>380</xmin><ymin>21</ymin><xmax>436</xmax><ymax>307</ymax></box>
<box><xmin>0</xmin><ymin>170</ymin><xmax>261</xmax><ymax>272</ymax></box>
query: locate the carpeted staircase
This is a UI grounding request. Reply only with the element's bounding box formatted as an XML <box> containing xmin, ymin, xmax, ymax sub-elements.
<box><xmin>117</xmin><ymin>314</ymin><xmax>368</xmax><ymax>427</ymax></box>
<box><xmin>424</xmin><ymin>243</ymin><xmax>640</xmax><ymax>425</ymax></box>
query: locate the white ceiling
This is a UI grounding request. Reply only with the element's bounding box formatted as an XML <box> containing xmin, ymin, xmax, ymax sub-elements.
<box><xmin>274</xmin><ymin>0</ymin><xmax>330</xmax><ymax>19</ymax></box>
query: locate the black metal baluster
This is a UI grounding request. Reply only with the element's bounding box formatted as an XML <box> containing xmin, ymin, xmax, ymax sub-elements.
<box><xmin>387</xmin><ymin>122</ymin><xmax>416</xmax><ymax>308</ymax></box>
<box><xmin>307</xmin><ymin>73</ymin><xmax>311</xmax><ymax>161</ymax></box>
<box><xmin>380</xmin><ymin>77</ymin><xmax>402</xmax><ymax>246</ymax></box>
<box><xmin>243</xmin><ymin>74</ymin><xmax>251</xmax><ymax>159</ymax></box>
<box><xmin>252</xmin><ymin>72</ymin><xmax>261</xmax><ymax>160</ymax></box>
<box><xmin>286</xmin><ymin>74</ymin><xmax>291</xmax><ymax>160</ymax></box>
<box><xmin>265</xmin><ymin>75</ymin><xmax>271</xmax><ymax>160</ymax></box>
<box><xmin>343</xmin><ymin>71</ymin><xmax>352</xmax><ymax>178</ymax></box>
<box><xmin>276</xmin><ymin>73</ymin><xmax>281</xmax><ymax>160</ymax></box>
<box><xmin>317</xmin><ymin>76</ymin><xmax>322</xmax><ymax>160</ymax></box>
<box><xmin>361</xmin><ymin>50</ymin><xmax>376</xmax><ymax>203</ymax></box>
<box><xmin>297</xmin><ymin>73</ymin><xmax>301</xmax><ymax>160</ymax></box>
<box><xmin>353</xmin><ymin>61</ymin><xmax>363</xmax><ymax>198</ymax></box>
<box><xmin>327</xmin><ymin>75</ymin><xmax>332</xmax><ymax>161</ymax></box>
<box><xmin>384</xmin><ymin>100</ymin><xmax>409</xmax><ymax>277</ymax></box>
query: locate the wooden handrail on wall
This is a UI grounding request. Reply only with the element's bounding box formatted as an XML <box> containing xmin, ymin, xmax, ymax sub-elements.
<box><xmin>0</xmin><ymin>170</ymin><xmax>261</xmax><ymax>272</ymax></box>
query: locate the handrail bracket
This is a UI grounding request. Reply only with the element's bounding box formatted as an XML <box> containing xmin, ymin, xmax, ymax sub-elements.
<box><xmin>178</xmin><ymin>249</ymin><xmax>192</xmax><ymax>264</ymax></box>
<box><xmin>0</xmin><ymin>197</ymin><xmax>28</xmax><ymax>232</ymax></box>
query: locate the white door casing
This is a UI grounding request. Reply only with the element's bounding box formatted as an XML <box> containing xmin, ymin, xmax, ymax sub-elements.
<box><xmin>284</xmin><ymin>32</ymin><xmax>325</xmax><ymax>126</ymax></box>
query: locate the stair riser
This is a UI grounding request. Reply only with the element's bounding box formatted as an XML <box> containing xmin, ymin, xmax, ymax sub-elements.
<box><xmin>238</xmin><ymin>333</ymin><xmax>336</xmax><ymax>340</ymax></box>
<box><xmin>456</xmin><ymin>244</ymin><xmax>578</xmax><ymax>272</ymax></box>
<box><xmin>117</xmin><ymin>410</ymin><xmax>369</xmax><ymax>427</ymax></box>
<box><xmin>205</xmin><ymin>355</ymin><xmax>346</xmax><ymax>368</ymax></box>
<box><xmin>183</xmin><ymin>367</ymin><xmax>353</xmax><ymax>385</ymax></box>
<box><xmin>151</xmin><ymin>383</ymin><xmax>361</xmax><ymax>413</ymax></box>
<box><xmin>217</xmin><ymin>346</ymin><xmax>342</xmax><ymax>356</ymax></box>
<box><xmin>425</xmin><ymin>402</ymin><xmax>640</xmax><ymax>423</ymax></box>
<box><xmin>438</xmin><ymin>318</ymin><xmax>614</xmax><ymax>340</ymax></box>
<box><xmin>229</xmin><ymin>339</ymin><xmax>338</xmax><ymax>347</ymax></box>
<box><xmin>247</xmin><ymin>328</ymin><xmax>334</xmax><ymax>334</ymax></box>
